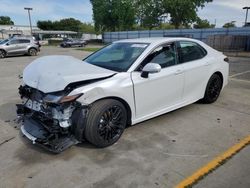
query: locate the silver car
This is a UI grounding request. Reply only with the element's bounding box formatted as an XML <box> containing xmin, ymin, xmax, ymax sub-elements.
<box><xmin>0</xmin><ymin>37</ymin><xmax>40</xmax><ymax>58</ymax></box>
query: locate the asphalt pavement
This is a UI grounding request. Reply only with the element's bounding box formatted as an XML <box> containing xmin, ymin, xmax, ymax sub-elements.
<box><xmin>0</xmin><ymin>46</ymin><xmax>249</xmax><ymax>188</ymax></box>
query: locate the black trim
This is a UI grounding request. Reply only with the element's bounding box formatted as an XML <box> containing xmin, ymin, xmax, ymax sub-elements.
<box><xmin>135</xmin><ymin>42</ymin><xmax>178</xmax><ymax>72</ymax></box>
<box><xmin>176</xmin><ymin>40</ymin><xmax>208</xmax><ymax>64</ymax></box>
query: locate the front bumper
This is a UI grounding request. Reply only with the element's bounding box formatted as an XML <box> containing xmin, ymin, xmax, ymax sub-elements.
<box><xmin>17</xmin><ymin>103</ymin><xmax>79</xmax><ymax>153</ymax></box>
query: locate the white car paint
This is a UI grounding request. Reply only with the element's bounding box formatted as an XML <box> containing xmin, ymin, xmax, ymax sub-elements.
<box><xmin>23</xmin><ymin>37</ymin><xmax>229</xmax><ymax>125</ymax></box>
<box><xmin>23</xmin><ymin>55</ymin><xmax>116</xmax><ymax>93</ymax></box>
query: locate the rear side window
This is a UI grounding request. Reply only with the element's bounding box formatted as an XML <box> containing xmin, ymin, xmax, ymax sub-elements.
<box><xmin>178</xmin><ymin>41</ymin><xmax>207</xmax><ymax>63</ymax></box>
<box><xmin>20</xmin><ymin>39</ymin><xmax>30</xmax><ymax>43</ymax></box>
<box><xmin>9</xmin><ymin>39</ymin><xmax>20</xmax><ymax>45</ymax></box>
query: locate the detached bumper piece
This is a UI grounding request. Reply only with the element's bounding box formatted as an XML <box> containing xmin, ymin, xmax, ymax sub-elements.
<box><xmin>20</xmin><ymin>117</ymin><xmax>79</xmax><ymax>153</ymax></box>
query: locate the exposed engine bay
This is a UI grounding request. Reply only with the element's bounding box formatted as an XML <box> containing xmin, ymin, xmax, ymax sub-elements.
<box><xmin>17</xmin><ymin>85</ymin><xmax>87</xmax><ymax>153</ymax></box>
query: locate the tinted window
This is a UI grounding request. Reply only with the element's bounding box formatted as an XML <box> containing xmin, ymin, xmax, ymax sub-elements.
<box><xmin>20</xmin><ymin>39</ymin><xmax>30</xmax><ymax>43</ymax></box>
<box><xmin>0</xmin><ymin>39</ymin><xmax>9</xmax><ymax>44</ymax></box>
<box><xmin>178</xmin><ymin>41</ymin><xmax>207</xmax><ymax>63</ymax></box>
<box><xmin>9</xmin><ymin>39</ymin><xmax>20</xmax><ymax>45</ymax></box>
<box><xmin>85</xmin><ymin>42</ymin><xmax>149</xmax><ymax>72</ymax></box>
<box><xmin>140</xmin><ymin>43</ymin><xmax>176</xmax><ymax>70</ymax></box>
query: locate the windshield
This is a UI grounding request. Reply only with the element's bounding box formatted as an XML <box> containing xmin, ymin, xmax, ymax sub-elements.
<box><xmin>84</xmin><ymin>42</ymin><xmax>149</xmax><ymax>72</ymax></box>
<box><xmin>0</xmin><ymin>39</ymin><xmax>9</xmax><ymax>45</ymax></box>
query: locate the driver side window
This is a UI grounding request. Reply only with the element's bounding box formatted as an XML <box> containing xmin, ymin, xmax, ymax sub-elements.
<box><xmin>140</xmin><ymin>43</ymin><xmax>177</xmax><ymax>70</ymax></box>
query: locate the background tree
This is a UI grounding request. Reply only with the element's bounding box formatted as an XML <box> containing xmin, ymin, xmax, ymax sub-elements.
<box><xmin>223</xmin><ymin>21</ymin><xmax>236</xmax><ymax>28</ymax></box>
<box><xmin>0</xmin><ymin>16</ymin><xmax>14</xmax><ymax>25</ymax></box>
<box><xmin>37</xmin><ymin>20</ymin><xmax>54</xmax><ymax>30</ymax></box>
<box><xmin>193</xmin><ymin>18</ymin><xmax>215</xmax><ymax>29</ymax></box>
<box><xmin>90</xmin><ymin>0</ymin><xmax>213</xmax><ymax>31</ymax></box>
<box><xmin>162</xmin><ymin>0</ymin><xmax>213</xmax><ymax>29</ymax></box>
<box><xmin>37</xmin><ymin>18</ymin><xmax>95</xmax><ymax>33</ymax></box>
<box><xmin>90</xmin><ymin>0</ymin><xmax>135</xmax><ymax>32</ymax></box>
<box><xmin>55</xmin><ymin>18</ymin><xmax>82</xmax><ymax>32</ymax></box>
<box><xmin>134</xmin><ymin>0</ymin><xmax>164</xmax><ymax>29</ymax></box>
<box><xmin>79</xmin><ymin>23</ymin><xmax>95</xmax><ymax>33</ymax></box>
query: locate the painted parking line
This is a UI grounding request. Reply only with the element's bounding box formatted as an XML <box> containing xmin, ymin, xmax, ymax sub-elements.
<box><xmin>229</xmin><ymin>70</ymin><xmax>250</xmax><ymax>78</ymax></box>
<box><xmin>229</xmin><ymin>78</ymin><xmax>250</xmax><ymax>84</ymax></box>
<box><xmin>175</xmin><ymin>135</ymin><xmax>250</xmax><ymax>188</ymax></box>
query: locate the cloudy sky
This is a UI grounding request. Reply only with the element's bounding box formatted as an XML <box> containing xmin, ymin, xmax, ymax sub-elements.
<box><xmin>0</xmin><ymin>0</ymin><xmax>249</xmax><ymax>27</ymax></box>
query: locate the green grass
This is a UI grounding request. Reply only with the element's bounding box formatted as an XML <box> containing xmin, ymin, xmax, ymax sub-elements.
<box><xmin>76</xmin><ymin>47</ymin><xmax>101</xmax><ymax>52</ymax></box>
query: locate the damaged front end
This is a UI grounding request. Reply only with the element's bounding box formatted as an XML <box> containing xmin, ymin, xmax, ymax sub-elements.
<box><xmin>17</xmin><ymin>85</ymin><xmax>86</xmax><ymax>153</ymax></box>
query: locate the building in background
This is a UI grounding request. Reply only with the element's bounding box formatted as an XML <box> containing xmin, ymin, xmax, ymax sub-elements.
<box><xmin>0</xmin><ymin>25</ymin><xmax>40</xmax><ymax>39</ymax></box>
<box><xmin>0</xmin><ymin>24</ymin><xmax>102</xmax><ymax>42</ymax></box>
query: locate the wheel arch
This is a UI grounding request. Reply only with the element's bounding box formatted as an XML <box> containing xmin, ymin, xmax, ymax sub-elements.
<box><xmin>202</xmin><ymin>71</ymin><xmax>224</xmax><ymax>99</ymax></box>
<box><xmin>0</xmin><ymin>48</ymin><xmax>7</xmax><ymax>54</ymax></box>
<box><xmin>28</xmin><ymin>47</ymin><xmax>37</xmax><ymax>51</ymax></box>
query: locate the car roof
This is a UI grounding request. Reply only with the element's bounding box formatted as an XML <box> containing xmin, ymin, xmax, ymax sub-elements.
<box><xmin>115</xmin><ymin>37</ymin><xmax>201</xmax><ymax>45</ymax></box>
<box><xmin>11</xmin><ymin>37</ymin><xmax>33</xmax><ymax>40</ymax></box>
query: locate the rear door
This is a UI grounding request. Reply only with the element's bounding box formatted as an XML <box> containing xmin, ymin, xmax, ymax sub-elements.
<box><xmin>177</xmin><ymin>41</ymin><xmax>211</xmax><ymax>102</ymax></box>
<box><xmin>18</xmin><ymin>39</ymin><xmax>30</xmax><ymax>54</ymax></box>
<box><xmin>131</xmin><ymin>42</ymin><xmax>185</xmax><ymax>120</ymax></box>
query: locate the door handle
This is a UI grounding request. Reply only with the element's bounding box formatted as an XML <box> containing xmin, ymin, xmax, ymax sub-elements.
<box><xmin>175</xmin><ymin>69</ymin><xmax>183</xmax><ymax>75</ymax></box>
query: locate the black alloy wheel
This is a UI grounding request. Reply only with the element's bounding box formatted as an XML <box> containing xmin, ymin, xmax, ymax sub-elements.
<box><xmin>98</xmin><ymin>105</ymin><xmax>124</xmax><ymax>142</ymax></box>
<box><xmin>202</xmin><ymin>74</ymin><xmax>222</xmax><ymax>104</ymax></box>
<box><xmin>84</xmin><ymin>99</ymin><xmax>127</xmax><ymax>147</ymax></box>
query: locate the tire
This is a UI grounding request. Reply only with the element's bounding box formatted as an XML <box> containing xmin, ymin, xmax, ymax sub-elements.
<box><xmin>84</xmin><ymin>99</ymin><xmax>127</xmax><ymax>148</ymax></box>
<box><xmin>202</xmin><ymin>74</ymin><xmax>223</xmax><ymax>104</ymax></box>
<box><xmin>28</xmin><ymin>48</ymin><xmax>37</xmax><ymax>56</ymax></box>
<box><xmin>0</xmin><ymin>50</ymin><xmax>6</xmax><ymax>58</ymax></box>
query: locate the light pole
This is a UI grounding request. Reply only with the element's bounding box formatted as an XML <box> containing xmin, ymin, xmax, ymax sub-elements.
<box><xmin>243</xmin><ymin>7</ymin><xmax>250</xmax><ymax>26</ymax></box>
<box><xmin>24</xmin><ymin>7</ymin><xmax>33</xmax><ymax>35</ymax></box>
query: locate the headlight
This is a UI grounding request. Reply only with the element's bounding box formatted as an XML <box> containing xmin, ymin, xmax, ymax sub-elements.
<box><xmin>59</xmin><ymin>94</ymin><xmax>83</xmax><ymax>103</ymax></box>
<box><xmin>43</xmin><ymin>93</ymin><xmax>83</xmax><ymax>104</ymax></box>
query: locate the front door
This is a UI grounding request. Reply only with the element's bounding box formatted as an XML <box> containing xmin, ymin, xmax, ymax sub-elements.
<box><xmin>131</xmin><ymin>43</ymin><xmax>184</xmax><ymax>121</ymax></box>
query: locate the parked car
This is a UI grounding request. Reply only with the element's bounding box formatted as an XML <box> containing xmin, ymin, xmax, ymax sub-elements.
<box><xmin>17</xmin><ymin>37</ymin><xmax>229</xmax><ymax>153</ymax></box>
<box><xmin>60</xmin><ymin>38</ymin><xmax>87</xmax><ymax>48</ymax></box>
<box><xmin>0</xmin><ymin>37</ymin><xmax>40</xmax><ymax>58</ymax></box>
<box><xmin>10</xmin><ymin>35</ymin><xmax>41</xmax><ymax>47</ymax></box>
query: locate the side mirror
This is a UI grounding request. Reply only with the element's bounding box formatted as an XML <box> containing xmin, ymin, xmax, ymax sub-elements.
<box><xmin>141</xmin><ymin>63</ymin><xmax>161</xmax><ymax>78</ymax></box>
<box><xmin>6</xmin><ymin>43</ymin><xmax>9</xmax><ymax>46</ymax></box>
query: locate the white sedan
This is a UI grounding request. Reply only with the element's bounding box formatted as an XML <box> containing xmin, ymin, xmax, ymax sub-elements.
<box><xmin>17</xmin><ymin>38</ymin><xmax>229</xmax><ymax>153</ymax></box>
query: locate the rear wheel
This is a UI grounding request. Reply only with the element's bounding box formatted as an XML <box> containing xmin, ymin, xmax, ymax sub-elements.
<box><xmin>84</xmin><ymin>99</ymin><xmax>127</xmax><ymax>147</ymax></box>
<box><xmin>28</xmin><ymin>48</ymin><xmax>37</xmax><ymax>56</ymax></box>
<box><xmin>0</xmin><ymin>50</ymin><xmax>6</xmax><ymax>58</ymax></box>
<box><xmin>202</xmin><ymin>74</ymin><xmax>223</xmax><ymax>104</ymax></box>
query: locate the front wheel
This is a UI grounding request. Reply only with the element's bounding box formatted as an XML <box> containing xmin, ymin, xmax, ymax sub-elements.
<box><xmin>0</xmin><ymin>50</ymin><xmax>6</xmax><ymax>58</ymax></box>
<box><xmin>202</xmin><ymin>74</ymin><xmax>223</xmax><ymax>104</ymax></box>
<box><xmin>84</xmin><ymin>99</ymin><xmax>127</xmax><ymax>147</ymax></box>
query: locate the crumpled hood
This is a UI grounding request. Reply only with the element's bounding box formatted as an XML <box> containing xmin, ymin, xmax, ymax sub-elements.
<box><xmin>23</xmin><ymin>55</ymin><xmax>116</xmax><ymax>93</ymax></box>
